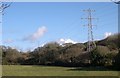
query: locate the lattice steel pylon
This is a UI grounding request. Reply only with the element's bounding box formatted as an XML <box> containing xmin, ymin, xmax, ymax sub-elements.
<box><xmin>81</xmin><ymin>8</ymin><xmax>97</xmax><ymax>52</ymax></box>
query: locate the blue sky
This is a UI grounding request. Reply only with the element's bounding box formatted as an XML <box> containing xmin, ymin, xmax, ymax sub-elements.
<box><xmin>1</xmin><ymin>2</ymin><xmax>118</xmax><ymax>51</ymax></box>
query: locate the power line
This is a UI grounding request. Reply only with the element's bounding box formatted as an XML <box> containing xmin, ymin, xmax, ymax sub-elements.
<box><xmin>61</xmin><ymin>4</ymin><xmax>116</xmax><ymax>39</ymax></box>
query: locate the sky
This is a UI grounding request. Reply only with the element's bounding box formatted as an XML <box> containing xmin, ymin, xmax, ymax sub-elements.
<box><xmin>1</xmin><ymin>2</ymin><xmax>118</xmax><ymax>51</ymax></box>
<box><xmin>0</xmin><ymin>0</ymin><xmax>115</xmax><ymax>2</ymax></box>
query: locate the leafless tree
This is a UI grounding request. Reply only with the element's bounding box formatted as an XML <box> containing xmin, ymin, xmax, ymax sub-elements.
<box><xmin>0</xmin><ymin>2</ymin><xmax>12</xmax><ymax>15</ymax></box>
<box><xmin>111</xmin><ymin>0</ymin><xmax>120</xmax><ymax>4</ymax></box>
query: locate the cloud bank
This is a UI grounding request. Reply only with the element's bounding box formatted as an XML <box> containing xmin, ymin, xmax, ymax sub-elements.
<box><xmin>23</xmin><ymin>26</ymin><xmax>47</xmax><ymax>41</ymax></box>
<box><xmin>104</xmin><ymin>32</ymin><xmax>112</xmax><ymax>38</ymax></box>
<box><xmin>3</xmin><ymin>39</ymin><xmax>14</xmax><ymax>43</ymax></box>
<box><xmin>57</xmin><ymin>38</ymin><xmax>77</xmax><ymax>45</ymax></box>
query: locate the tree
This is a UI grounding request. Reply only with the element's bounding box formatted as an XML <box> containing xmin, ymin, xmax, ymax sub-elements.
<box><xmin>0</xmin><ymin>2</ymin><xmax>12</xmax><ymax>15</ymax></box>
<box><xmin>31</xmin><ymin>42</ymin><xmax>62</xmax><ymax>65</ymax></box>
<box><xmin>0</xmin><ymin>46</ymin><xmax>2</xmax><ymax>64</ymax></box>
<box><xmin>91</xmin><ymin>46</ymin><xmax>110</xmax><ymax>66</ymax></box>
<box><xmin>114</xmin><ymin>51</ymin><xmax>120</xmax><ymax>70</ymax></box>
<box><xmin>58</xmin><ymin>43</ymin><xmax>86</xmax><ymax>66</ymax></box>
<box><xmin>2</xmin><ymin>46</ymin><xmax>22</xmax><ymax>65</ymax></box>
<box><xmin>42</xmin><ymin>42</ymin><xmax>62</xmax><ymax>65</ymax></box>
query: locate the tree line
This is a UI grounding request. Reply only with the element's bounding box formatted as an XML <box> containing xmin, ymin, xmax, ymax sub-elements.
<box><xmin>1</xmin><ymin>33</ymin><xmax>120</xmax><ymax>70</ymax></box>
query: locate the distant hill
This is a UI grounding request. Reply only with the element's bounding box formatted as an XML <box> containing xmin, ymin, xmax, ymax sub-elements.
<box><xmin>1</xmin><ymin>33</ymin><xmax>120</xmax><ymax>68</ymax></box>
<box><xmin>97</xmin><ymin>33</ymin><xmax>120</xmax><ymax>50</ymax></box>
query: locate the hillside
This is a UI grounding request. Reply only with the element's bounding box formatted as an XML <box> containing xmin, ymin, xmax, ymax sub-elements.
<box><xmin>1</xmin><ymin>33</ymin><xmax>120</xmax><ymax>69</ymax></box>
<box><xmin>97</xmin><ymin>33</ymin><xmax>120</xmax><ymax>50</ymax></box>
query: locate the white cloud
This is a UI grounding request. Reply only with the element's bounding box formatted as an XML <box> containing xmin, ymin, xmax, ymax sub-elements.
<box><xmin>104</xmin><ymin>32</ymin><xmax>112</xmax><ymax>38</ymax></box>
<box><xmin>57</xmin><ymin>38</ymin><xmax>77</xmax><ymax>45</ymax></box>
<box><xmin>3</xmin><ymin>39</ymin><xmax>14</xmax><ymax>43</ymax></box>
<box><xmin>23</xmin><ymin>26</ymin><xmax>47</xmax><ymax>41</ymax></box>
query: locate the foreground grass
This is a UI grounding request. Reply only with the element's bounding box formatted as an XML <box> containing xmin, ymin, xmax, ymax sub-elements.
<box><xmin>2</xmin><ymin>65</ymin><xmax>120</xmax><ymax>76</ymax></box>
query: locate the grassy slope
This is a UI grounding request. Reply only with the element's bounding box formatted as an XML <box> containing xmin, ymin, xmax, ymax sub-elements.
<box><xmin>2</xmin><ymin>65</ymin><xmax>120</xmax><ymax>76</ymax></box>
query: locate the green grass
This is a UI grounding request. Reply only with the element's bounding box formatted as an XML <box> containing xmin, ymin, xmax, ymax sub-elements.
<box><xmin>2</xmin><ymin>65</ymin><xmax>120</xmax><ymax>76</ymax></box>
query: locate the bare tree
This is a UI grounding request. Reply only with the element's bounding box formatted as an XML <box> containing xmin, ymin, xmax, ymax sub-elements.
<box><xmin>111</xmin><ymin>0</ymin><xmax>120</xmax><ymax>4</ymax></box>
<box><xmin>0</xmin><ymin>2</ymin><xmax>12</xmax><ymax>15</ymax></box>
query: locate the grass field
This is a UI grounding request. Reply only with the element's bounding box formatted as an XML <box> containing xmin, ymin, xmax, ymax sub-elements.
<box><xmin>2</xmin><ymin>65</ymin><xmax>120</xmax><ymax>76</ymax></box>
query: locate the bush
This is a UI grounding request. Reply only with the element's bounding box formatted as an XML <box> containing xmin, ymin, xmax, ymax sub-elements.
<box><xmin>91</xmin><ymin>46</ymin><xmax>110</xmax><ymax>66</ymax></box>
<box><xmin>114</xmin><ymin>51</ymin><xmax>120</xmax><ymax>70</ymax></box>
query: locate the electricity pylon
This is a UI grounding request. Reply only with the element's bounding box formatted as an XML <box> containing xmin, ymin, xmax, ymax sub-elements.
<box><xmin>81</xmin><ymin>8</ymin><xmax>97</xmax><ymax>52</ymax></box>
